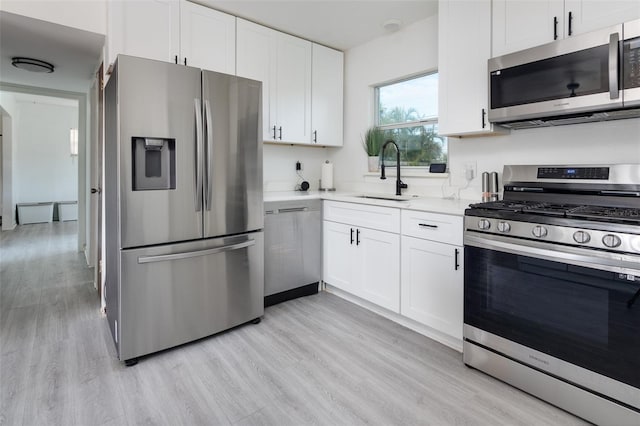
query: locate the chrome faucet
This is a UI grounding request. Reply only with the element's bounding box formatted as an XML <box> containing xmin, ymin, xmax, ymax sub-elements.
<box><xmin>380</xmin><ymin>140</ymin><xmax>407</xmax><ymax>196</ymax></box>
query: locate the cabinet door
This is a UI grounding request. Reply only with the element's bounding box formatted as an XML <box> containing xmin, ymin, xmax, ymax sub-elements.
<box><xmin>492</xmin><ymin>0</ymin><xmax>564</xmax><ymax>56</ymax></box>
<box><xmin>564</xmin><ymin>0</ymin><xmax>640</xmax><ymax>36</ymax></box>
<box><xmin>359</xmin><ymin>228</ymin><xmax>400</xmax><ymax>313</ymax></box>
<box><xmin>236</xmin><ymin>19</ymin><xmax>276</xmax><ymax>141</ymax></box>
<box><xmin>439</xmin><ymin>0</ymin><xmax>505</xmax><ymax>136</ymax></box>
<box><xmin>401</xmin><ymin>236</ymin><xmax>463</xmax><ymax>340</ymax></box>
<box><xmin>180</xmin><ymin>2</ymin><xmax>236</xmax><ymax>74</ymax></box>
<box><xmin>311</xmin><ymin>44</ymin><xmax>344</xmax><ymax>146</ymax></box>
<box><xmin>322</xmin><ymin>221</ymin><xmax>357</xmax><ymax>294</ymax></box>
<box><xmin>108</xmin><ymin>0</ymin><xmax>180</xmax><ymax>66</ymax></box>
<box><xmin>275</xmin><ymin>33</ymin><xmax>312</xmax><ymax>144</ymax></box>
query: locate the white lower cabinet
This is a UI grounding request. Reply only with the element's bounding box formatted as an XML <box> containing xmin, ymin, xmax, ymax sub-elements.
<box><xmin>322</xmin><ymin>201</ymin><xmax>400</xmax><ymax>312</ymax></box>
<box><xmin>400</xmin><ymin>236</ymin><xmax>463</xmax><ymax>340</ymax></box>
<box><xmin>322</xmin><ymin>201</ymin><xmax>464</xmax><ymax>346</ymax></box>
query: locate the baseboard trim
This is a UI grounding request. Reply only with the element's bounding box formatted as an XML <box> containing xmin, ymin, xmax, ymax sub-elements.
<box><xmin>324</xmin><ymin>284</ymin><xmax>462</xmax><ymax>353</ymax></box>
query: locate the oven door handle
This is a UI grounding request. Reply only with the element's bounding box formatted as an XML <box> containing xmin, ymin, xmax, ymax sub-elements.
<box><xmin>464</xmin><ymin>233</ymin><xmax>639</xmax><ymax>276</ymax></box>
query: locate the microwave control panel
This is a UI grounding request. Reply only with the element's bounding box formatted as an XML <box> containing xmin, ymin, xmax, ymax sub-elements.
<box><xmin>624</xmin><ymin>36</ymin><xmax>640</xmax><ymax>89</ymax></box>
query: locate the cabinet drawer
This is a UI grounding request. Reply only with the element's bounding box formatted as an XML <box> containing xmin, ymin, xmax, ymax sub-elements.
<box><xmin>401</xmin><ymin>209</ymin><xmax>463</xmax><ymax>245</ymax></box>
<box><xmin>323</xmin><ymin>201</ymin><xmax>400</xmax><ymax>233</ymax></box>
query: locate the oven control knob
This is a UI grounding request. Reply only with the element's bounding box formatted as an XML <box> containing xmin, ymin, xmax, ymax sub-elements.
<box><xmin>532</xmin><ymin>225</ymin><xmax>548</xmax><ymax>238</ymax></box>
<box><xmin>478</xmin><ymin>219</ymin><xmax>491</xmax><ymax>230</ymax></box>
<box><xmin>573</xmin><ymin>231</ymin><xmax>591</xmax><ymax>244</ymax></box>
<box><xmin>497</xmin><ymin>222</ymin><xmax>511</xmax><ymax>233</ymax></box>
<box><xmin>602</xmin><ymin>234</ymin><xmax>622</xmax><ymax>248</ymax></box>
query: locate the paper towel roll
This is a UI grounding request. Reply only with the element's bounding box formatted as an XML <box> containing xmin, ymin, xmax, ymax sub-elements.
<box><xmin>321</xmin><ymin>161</ymin><xmax>334</xmax><ymax>190</ymax></box>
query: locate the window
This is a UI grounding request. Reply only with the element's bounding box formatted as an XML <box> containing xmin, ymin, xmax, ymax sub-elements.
<box><xmin>69</xmin><ymin>128</ymin><xmax>78</xmax><ymax>156</ymax></box>
<box><xmin>375</xmin><ymin>72</ymin><xmax>446</xmax><ymax>167</ymax></box>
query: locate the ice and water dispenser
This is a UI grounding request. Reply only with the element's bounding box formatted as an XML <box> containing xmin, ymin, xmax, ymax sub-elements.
<box><xmin>132</xmin><ymin>137</ymin><xmax>176</xmax><ymax>190</ymax></box>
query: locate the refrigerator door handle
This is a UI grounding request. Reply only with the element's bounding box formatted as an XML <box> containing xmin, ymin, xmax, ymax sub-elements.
<box><xmin>204</xmin><ymin>99</ymin><xmax>213</xmax><ymax>211</ymax></box>
<box><xmin>194</xmin><ymin>98</ymin><xmax>204</xmax><ymax>212</ymax></box>
<box><xmin>137</xmin><ymin>239</ymin><xmax>256</xmax><ymax>264</ymax></box>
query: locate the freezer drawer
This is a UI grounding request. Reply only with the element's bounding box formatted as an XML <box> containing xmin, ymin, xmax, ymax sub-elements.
<box><xmin>115</xmin><ymin>232</ymin><xmax>264</xmax><ymax>361</ymax></box>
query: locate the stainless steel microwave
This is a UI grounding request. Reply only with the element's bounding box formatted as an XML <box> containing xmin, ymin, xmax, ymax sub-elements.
<box><xmin>488</xmin><ymin>19</ymin><xmax>640</xmax><ymax>129</ymax></box>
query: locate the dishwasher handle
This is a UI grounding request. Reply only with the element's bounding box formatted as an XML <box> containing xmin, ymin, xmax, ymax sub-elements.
<box><xmin>278</xmin><ymin>207</ymin><xmax>309</xmax><ymax>213</ymax></box>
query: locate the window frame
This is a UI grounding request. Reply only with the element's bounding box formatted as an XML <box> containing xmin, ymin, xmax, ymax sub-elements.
<box><xmin>373</xmin><ymin>71</ymin><xmax>446</xmax><ymax>169</ymax></box>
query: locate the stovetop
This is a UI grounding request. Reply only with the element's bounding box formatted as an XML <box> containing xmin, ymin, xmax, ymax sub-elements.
<box><xmin>468</xmin><ymin>201</ymin><xmax>640</xmax><ymax>225</ymax></box>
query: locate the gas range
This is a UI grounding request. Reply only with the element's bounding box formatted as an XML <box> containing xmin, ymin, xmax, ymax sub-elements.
<box><xmin>465</xmin><ymin>164</ymin><xmax>640</xmax><ymax>255</ymax></box>
<box><xmin>462</xmin><ymin>165</ymin><xmax>640</xmax><ymax>424</ymax></box>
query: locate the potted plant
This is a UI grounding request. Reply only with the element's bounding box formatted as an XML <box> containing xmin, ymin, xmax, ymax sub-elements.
<box><xmin>362</xmin><ymin>126</ymin><xmax>386</xmax><ymax>172</ymax></box>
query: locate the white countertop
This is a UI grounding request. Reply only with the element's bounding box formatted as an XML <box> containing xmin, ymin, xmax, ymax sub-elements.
<box><xmin>264</xmin><ymin>191</ymin><xmax>475</xmax><ymax>216</ymax></box>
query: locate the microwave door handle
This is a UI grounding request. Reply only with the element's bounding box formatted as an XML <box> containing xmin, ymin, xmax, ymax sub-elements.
<box><xmin>609</xmin><ymin>32</ymin><xmax>620</xmax><ymax>100</ymax></box>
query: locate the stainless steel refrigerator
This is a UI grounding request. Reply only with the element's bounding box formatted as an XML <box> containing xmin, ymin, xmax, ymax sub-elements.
<box><xmin>105</xmin><ymin>55</ymin><xmax>264</xmax><ymax>364</ymax></box>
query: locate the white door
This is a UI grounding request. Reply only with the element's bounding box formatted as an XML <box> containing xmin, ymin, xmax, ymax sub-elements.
<box><xmin>322</xmin><ymin>220</ymin><xmax>356</xmax><ymax>294</ymax></box>
<box><xmin>236</xmin><ymin>19</ymin><xmax>276</xmax><ymax>141</ymax></box>
<box><xmin>274</xmin><ymin>32</ymin><xmax>312</xmax><ymax>144</ymax></box>
<box><xmin>359</xmin><ymin>228</ymin><xmax>400</xmax><ymax>313</ymax></box>
<box><xmin>311</xmin><ymin>44</ymin><xmax>343</xmax><ymax>146</ymax></box>
<box><xmin>180</xmin><ymin>2</ymin><xmax>236</xmax><ymax>73</ymax></box>
<box><xmin>401</xmin><ymin>236</ymin><xmax>463</xmax><ymax>340</ymax></box>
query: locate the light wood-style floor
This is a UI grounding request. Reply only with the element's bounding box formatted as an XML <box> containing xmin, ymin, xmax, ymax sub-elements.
<box><xmin>1</xmin><ymin>222</ymin><xmax>587</xmax><ymax>425</ymax></box>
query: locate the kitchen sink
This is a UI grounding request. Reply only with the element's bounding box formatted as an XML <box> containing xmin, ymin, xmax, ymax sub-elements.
<box><xmin>354</xmin><ymin>193</ymin><xmax>415</xmax><ymax>201</ymax></box>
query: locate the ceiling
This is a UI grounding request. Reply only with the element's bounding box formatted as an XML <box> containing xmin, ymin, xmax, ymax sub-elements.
<box><xmin>198</xmin><ymin>0</ymin><xmax>439</xmax><ymax>50</ymax></box>
<box><xmin>0</xmin><ymin>1</ymin><xmax>437</xmax><ymax>99</ymax></box>
<box><xmin>0</xmin><ymin>11</ymin><xmax>104</xmax><ymax>94</ymax></box>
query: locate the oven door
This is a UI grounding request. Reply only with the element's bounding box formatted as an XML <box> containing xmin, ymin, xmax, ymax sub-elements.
<box><xmin>464</xmin><ymin>233</ymin><xmax>640</xmax><ymax>410</ymax></box>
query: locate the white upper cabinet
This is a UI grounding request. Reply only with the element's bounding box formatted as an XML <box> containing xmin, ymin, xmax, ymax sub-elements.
<box><xmin>311</xmin><ymin>44</ymin><xmax>344</xmax><ymax>147</ymax></box>
<box><xmin>108</xmin><ymin>0</ymin><xmax>180</xmax><ymax>66</ymax></box>
<box><xmin>438</xmin><ymin>0</ymin><xmax>507</xmax><ymax>137</ymax></box>
<box><xmin>179</xmin><ymin>1</ymin><xmax>235</xmax><ymax>74</ymax></box>
<box><xmin>237</xmin><ymin>19</ymin><xmax>312</xmax><ymax>144</ymax></box>
<box><xmin>235</xmin><ymin>19</ymin><xmax>275</xmax><ymax>141</ymax></box>
<box><xmin>274</xmin><ymin>33</ymin><xmax>313</xmax><ymax>144</ymax></box>
<box><xmin>564</xmin><ymin>0</ymin><xmax>640</xmax><ymax>36</ymax></box>
<box><xmin>492</xmin><ymin>0</ymin><xmax>640</xmax><ymax>57</ymax></box>
<box><xmin>108</xmin><ymin>0</ymin><xmax>235</xmax><ymax>72</ymax></box>
<box><xmin>492</xmin><ymin>0</ymin><xmax>564</xmax><ymax>56</ymax></box>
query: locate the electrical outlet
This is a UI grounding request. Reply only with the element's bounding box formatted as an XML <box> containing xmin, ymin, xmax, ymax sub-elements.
<box><xmin>463</xmin><ymin>162</ymin><xmax>477</xmax><ymax>180</ymax></box>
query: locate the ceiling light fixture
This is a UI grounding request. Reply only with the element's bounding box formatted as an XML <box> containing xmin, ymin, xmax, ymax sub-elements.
<box><xmin>11</xmin><ymin>57</ymin><xmax>55</xmax><ymax>73</ymax></box>
<box><xmin>382</xmin><ymin>19</ymin><xmax>402</xmax><ymax>32</ymax></box>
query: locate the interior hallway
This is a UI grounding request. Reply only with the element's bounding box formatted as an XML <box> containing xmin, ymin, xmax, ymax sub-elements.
<box><xmin>0</xmin><ymin>222</ymin><xmax>586</xmax><ymax>425</ymax></box>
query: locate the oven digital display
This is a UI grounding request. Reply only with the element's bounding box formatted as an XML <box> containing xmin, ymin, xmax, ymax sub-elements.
<box><xmin>537</xmin><ymin>167</ymin><xmax>610</xmax><ymax>179</ymax></box>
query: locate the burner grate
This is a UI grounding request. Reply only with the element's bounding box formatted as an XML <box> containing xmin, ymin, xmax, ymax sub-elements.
<box><xmin>567</xmin><ymin>206</ymin><xmax>640</xmax><ymax>223</ymax></box>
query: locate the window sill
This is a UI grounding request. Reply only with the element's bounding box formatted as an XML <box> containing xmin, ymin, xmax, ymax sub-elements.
<box><xmin>363</xmin><ymin>171</ymin><xmax>449</xmax><ymax>179</ymax></box>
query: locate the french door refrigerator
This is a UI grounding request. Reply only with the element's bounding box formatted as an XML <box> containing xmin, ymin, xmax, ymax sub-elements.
<box><xmin>105</xmin><ymin>55</ymin><xmax>263</xmax><ymax>363</ymax></box>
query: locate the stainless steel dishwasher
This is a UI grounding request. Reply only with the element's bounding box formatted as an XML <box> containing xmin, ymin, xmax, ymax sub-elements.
<box><xmin>264</xmin><ymin>199</ymin><xmax>321</xmax><ymax>306</ymax></box>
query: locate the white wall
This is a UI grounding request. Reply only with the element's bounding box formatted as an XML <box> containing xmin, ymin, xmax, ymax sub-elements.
<box><xmin>14</xmin><ymin>99</ymin><xmax>79</xmax><ymax>204</ymax></box>
<box><xmin>0</xmin><ymin>0</ymin><xmax>107</xmax><ymax>35</ymax></box>
<box><xmin>263</xmin><ymin>143</ymin><xmax>333</xmax><ymax>192</ymax></box>
<box><xmin>335</xmin><ymin>14</ymin><xmax>640</xmax><ymax>201</ymax></box>
<box><xmin>450</xmin><ymin>119</ymin><xmax>640</xmax><ymax>200</ymax></box>
<box><xmin>331</xmin><ymin>16</ymin><xmax>440</xmax><ymax>194</ymax></box>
